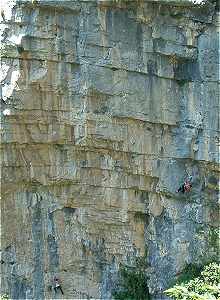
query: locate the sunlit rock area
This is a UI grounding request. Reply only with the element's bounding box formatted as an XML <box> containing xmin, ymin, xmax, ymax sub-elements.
<box><xmin>0</xmin><ymin>0</ymin><xmax>219</xmax><ymax>299</ymax></box>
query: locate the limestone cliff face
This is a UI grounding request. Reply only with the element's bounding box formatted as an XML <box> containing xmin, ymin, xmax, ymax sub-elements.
<box><xmin>0</xmin><ymin>0</ymin><xmax>219</xmax><ymax>299</ymax></box>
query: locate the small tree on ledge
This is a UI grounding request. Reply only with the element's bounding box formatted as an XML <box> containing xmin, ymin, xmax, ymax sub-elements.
<box><xmin>113</xmin><ymin>256</ymin><xmax>150</xmax><ymax>300</ymax></box>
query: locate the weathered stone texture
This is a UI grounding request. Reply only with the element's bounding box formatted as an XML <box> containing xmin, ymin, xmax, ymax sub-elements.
<box><xmin>0</xmin><ymin>0</ymin><xmax>219</xmax><ymax>299</ymax></box>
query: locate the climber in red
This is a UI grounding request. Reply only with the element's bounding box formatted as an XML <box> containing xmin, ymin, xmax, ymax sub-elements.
<box><xmin>177</xmin><ymin>176</ymin><xmax>192</xmax><ymax>193</ymax></box>
<box><xmin>54</xmin><ymin>277</ymin><xmax>64</xmax><ymax>295</ymax></box>
<box><xmin>184</xmin><ymin>179</ymin><xmax>192</xmax><ymax>192</ymax></box>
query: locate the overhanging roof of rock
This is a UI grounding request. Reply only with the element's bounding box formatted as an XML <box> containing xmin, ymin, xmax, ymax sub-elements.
<box><xmin>14</xmin><ymin>0</ymin><xmax>216</xmax><ymax>13</ymax></box>
<box><xmin>16</xmin><ymin>0</ymin><xmax>212</xmax><ymax>6</ymax></box>
<box><xmin>97</xmin><ymin>0</ymin><xmax>210</xmax><ymax>6</ymax></box>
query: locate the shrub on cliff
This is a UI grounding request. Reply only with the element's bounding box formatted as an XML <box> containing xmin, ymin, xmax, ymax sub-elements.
<box><xmin>0</xmin><ymin>295</ymin><xmax>9</xmax><ymax>300</ymax></box>
<box><xmin>113</xmin><ymin>256</ymin><xmax>150</xmax><ymax>300</ymax></box>
<box><xmin>164</xmin><ymin>262</ymin><xmax>220</xmax><ymax>300</ymax></box>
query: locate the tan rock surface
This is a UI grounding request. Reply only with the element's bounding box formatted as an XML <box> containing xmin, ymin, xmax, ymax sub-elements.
<box><xmin>0</xmin><ymin>0</ymin><xmax>219</xmax><ymax>299</ymax></box>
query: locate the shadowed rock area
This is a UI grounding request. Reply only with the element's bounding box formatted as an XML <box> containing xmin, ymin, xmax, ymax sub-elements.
<box><xmin>0</xmin><ymin>0</ymin><xmax>219</xmax><ymax>299</ymax></box>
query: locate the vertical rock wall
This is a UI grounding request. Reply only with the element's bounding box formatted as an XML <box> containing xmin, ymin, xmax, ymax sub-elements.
<box><xmin>1</xmin><ymin>0</ymin><xmax>219</xmax><ymax>299</ymax></box>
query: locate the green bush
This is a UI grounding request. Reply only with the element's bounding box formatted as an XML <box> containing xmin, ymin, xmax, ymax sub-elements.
<box><xmin>0</xmin><ymin>295</ymin><xmax>9</xmax><ymax>300</ymax></box>
<box><xmin>113</xmin><ymin>256</ymin><xmax>150</xmax><ymax>300</ymax></box>
<box><xmin>164</xmin><ymin>262</ymin><xmax>220</xmax><ymax>300</ymax></box>
<box><xmin>174</xmin><ymin>264</ymin><xmax>203</xmax><ymax>285</ymax></box>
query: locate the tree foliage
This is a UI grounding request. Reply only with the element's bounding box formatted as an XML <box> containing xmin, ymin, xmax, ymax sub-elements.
<box><xmin>0</xmin><ymin>295</ymin><xmax>9</xmax><ymax>300</ymax></box>
<box><xmin>113</xmin><ymin>256</ymin><xmax>150</xmax><ymax>300</ymax></box>
<box><xmin>164</xmin><ymin>262</ymin><xmax>220</xmax><ymax>300</ymax></box>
